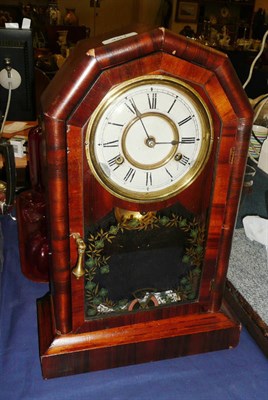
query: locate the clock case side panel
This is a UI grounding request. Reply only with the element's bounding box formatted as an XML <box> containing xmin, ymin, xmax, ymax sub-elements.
<box><xmin>41</xmin><ymin>115</ymin><xmax>73</xmax><ymax>334</ymax></box>
<box><xmin>205</xmin><ymin>120</ymin><xmax>252</xmax><ymax>312</ymax></box>
<box><xmin>199</xmin><ymin>60</ymin><xmax>253</xmax><ymax>312</ymax></box>
<box><xmin>35</xmin><ymin>28</ymin><xmax>252</xmax><ymax>378</ymax></box>
<box><xmin>38</xmin><ymin>48</ymin><xmax>108</xmax><ymax>334</ymax></box>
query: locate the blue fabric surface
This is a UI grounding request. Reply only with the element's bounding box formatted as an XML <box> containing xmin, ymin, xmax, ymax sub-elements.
<box><xmin>0</xmin><ymin>215</ymin><xmax>267</xmax><ymax>400</ymax></box>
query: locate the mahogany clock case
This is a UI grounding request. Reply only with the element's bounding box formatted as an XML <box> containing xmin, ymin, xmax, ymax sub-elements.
<box><xmin>16</xmin><ymin>28</ymin><xmax>253</xmax><ymax>378</ymax></box>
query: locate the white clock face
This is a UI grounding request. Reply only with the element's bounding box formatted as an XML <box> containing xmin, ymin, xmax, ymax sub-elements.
<box><xmin>85</xmin><ymin>75</ymin><xmax>213</xmax><ymax>203</ymax></box>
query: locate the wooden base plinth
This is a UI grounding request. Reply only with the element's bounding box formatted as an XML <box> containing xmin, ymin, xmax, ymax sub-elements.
<box><xmin>37</xmin><ymin>294</ymin><xmax>241</xmax><ymax>379</ymax></box>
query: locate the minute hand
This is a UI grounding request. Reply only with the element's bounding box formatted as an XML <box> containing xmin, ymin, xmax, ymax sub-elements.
<box><xmin>130</xmin><ymin>100</ymin><xmax>150</xmax><ymax>140</ymax></box>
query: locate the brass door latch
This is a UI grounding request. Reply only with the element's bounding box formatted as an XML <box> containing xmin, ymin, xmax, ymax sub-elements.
<box><xmin>71</xmin><ymin>233</ymin><xmax>86</xmax><ymax>279</ymax></box>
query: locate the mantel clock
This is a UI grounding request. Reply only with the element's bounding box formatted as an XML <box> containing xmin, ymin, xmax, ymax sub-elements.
<box><xmin>16</xmin><ymin>27</ymin><xmax>253</xmax><ymax>378</ymax></box>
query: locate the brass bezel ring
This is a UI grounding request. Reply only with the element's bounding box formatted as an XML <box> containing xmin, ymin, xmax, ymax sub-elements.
<box><xmin>85</xmin><ymin>74</ymin><xmax>213</xmax><ymax>203</ymax></box>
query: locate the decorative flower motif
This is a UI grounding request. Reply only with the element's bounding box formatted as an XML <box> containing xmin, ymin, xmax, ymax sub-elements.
<box><xmin>109</xmin><ymin>225</ymin><xmax>119</xmax><ymax>235</ymax></box>
<box><xmin>100</xmin><ymin>265</ymin><xmax>110</xmax><ymax>274</ymax></box>
<box><xmin>94</xmin><ymin>239</ymin><xmax>104</xmax><ymax>249</ymax></box>
<box><xmin>159</xmin><ymin>216</ymin><xmax>170</xmax><ymax>226</ymax></box>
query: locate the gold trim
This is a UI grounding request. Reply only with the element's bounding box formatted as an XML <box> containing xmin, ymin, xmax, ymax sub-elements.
<box><xmin>121</xmin><ymin>111</ymin><xmax>179</xmax><ymax>170</ymax></box>
<box><xmin>114</xmin><ymin>207</ymin><xmax>157</xmax><ymax>229</ymax></box>
<box><xmin>0</xmin><ymin>180</ymin><xmax>7</xmax><ymax>193</ymax></box>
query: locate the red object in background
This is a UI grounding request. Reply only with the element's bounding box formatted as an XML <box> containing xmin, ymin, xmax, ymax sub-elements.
<box><xmin>16</xmin><ymin>126</ymin><xmax>49</xmax><ymax>282</ymax></box>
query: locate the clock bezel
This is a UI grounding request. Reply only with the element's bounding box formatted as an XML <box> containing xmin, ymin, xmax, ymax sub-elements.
<box><xmin>85</xmin><ymin>74</ymin><xmax>213</xmax><ymax>203</ymax></box>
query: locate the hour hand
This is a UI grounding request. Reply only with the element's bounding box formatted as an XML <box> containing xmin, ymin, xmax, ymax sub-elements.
<box><xmin>155</xmin><ymin>140</ymin><xmax>179</xmax><ymax>145</ymax></box>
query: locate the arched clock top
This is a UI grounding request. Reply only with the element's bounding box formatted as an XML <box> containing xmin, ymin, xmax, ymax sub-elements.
<box><xmin>41</xmin><ymin>27</ymin><xmax>252</xmax><ymax>126</ymax></box>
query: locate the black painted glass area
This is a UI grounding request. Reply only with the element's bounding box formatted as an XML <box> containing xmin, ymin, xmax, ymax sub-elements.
<box><xmin>84</xmin><ymin>204</ymin><xmax>205</xmax><ymax>319</ymax></box>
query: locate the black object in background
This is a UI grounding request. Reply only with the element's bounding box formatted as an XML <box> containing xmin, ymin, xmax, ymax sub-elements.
<box><xmin>0</xmin><ymin>28</ymin><xmax>36</xmax><ymax>121</ymax></box>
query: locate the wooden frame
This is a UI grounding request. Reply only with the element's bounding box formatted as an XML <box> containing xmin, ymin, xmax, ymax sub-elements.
<box><xmin>175</xmin><ymin>1</ymin><xmax>199</xmax><ymax>23</ymax></box>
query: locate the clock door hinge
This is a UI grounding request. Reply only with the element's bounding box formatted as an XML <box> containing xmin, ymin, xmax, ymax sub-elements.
<box><xmin>210</xmin><ymin>279</ymin><xmax>215</xmax><ymax>292</ymax></box>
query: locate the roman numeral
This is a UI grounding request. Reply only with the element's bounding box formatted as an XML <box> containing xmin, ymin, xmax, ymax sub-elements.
<box><xmin>107</xmin><ymin>122</ymin><xmax>124</xmax><ymax>127</ymax></box>
<box><xmin>165</xmin><ymin>167</ymin><xmax>174</xmax><ymax>180</ymax></box>
<box><xmin>147</xmin><ymin>92</ymin><xmax>157</xmax><ymax>109</ymax></box>
<box><xmin>124</xmin><ymin>168</ymin><xmax>136</xmax><ymax>182</ymax></box>
<box><xmin>102</xmin><ymin>139</ymin><xmax>119</xmax><ymax>148</ymax></box>
<box><xmin>178</xmin><ymin>116</ymin><xmax>192</xmax><ymax>126</ymax></box>
<box><xmin>146</xmin><ymin>171</ymin><xmax>153</xmax><ymax>186</ymax></box>
<box><xmin>179</xmin><ymin>155</ymin><xmax>190</xmax><ymax>166</ymax></box>
<box><xmin>167</xmin><ymin>97</ymin><xmax>178</xmax><ymax>113</ymax></box>
<box><xmin>180</xmin><ymin>137</ymin><xmax>196</xmax><ymax>144</ymax></box>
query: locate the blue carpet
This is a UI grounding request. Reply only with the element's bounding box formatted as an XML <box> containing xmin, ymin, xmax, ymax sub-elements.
<box><xmin>0</xmin><ymin>215</ymin><xmax>267</xmax><ymax>400</ymax></box>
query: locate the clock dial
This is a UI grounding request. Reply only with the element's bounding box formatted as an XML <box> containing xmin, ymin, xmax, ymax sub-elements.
<box><xmin>86</xmin><ymin>75</ymin><xmax>213</xmax><ymax>202</ymax></box>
